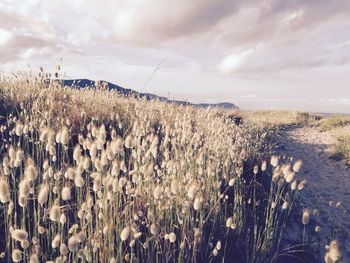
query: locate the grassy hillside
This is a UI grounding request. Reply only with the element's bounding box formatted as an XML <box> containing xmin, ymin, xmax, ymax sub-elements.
<box><xmin>0</xmin><ymin>73</ymin><xmax>319</xmax><ymax>262</ymax></box>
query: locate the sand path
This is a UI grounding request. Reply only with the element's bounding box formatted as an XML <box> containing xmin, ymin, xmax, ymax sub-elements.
<box><xmin>275</xmin><ymin>125</ymin><xmax>350</xmax><ymax>261</ymax></box>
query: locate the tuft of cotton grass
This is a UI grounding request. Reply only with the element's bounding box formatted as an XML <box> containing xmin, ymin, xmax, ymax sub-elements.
<box><xmin>120</xmin><ymin>226</ymin><xmax>130</xmax><ymax>241</ymax></box>
<box><xmin>52</xmin><ymin>234</ymin><xmax>61</xmax><ymax>248</ymax></box>
<box><xmin>12</xmin><ymin>249</ymin><xmax>22</xmax><ymax>262</ymax></box>
<box><xmin>228</xmin><ymin>178</ymin><xmax>235</xmax><ymax>187</ymax></box>
<box><xmin>0</xmin><ymin>179</ymin><xmax>11</xmax><ymax>203</ymax></box>
<box><xmin>169</xmin><ymin>232</ymin><xmax>176</xmax><ymax>243</ymax></box>
<box><xmin>302</xmin><ymin>209</ymin><xmax>310</xmax><ymax>225</ymax></box>
<box><xmin>270</xmin><ymin>155</ymin><xmax>279</xmax><ymax>167</ymax></box>
<box><xmin>61</xmin><ymin>186</ymin><xmax>72</xmax><ymax>201</ymax></box>
<box><xmin>60</xmin><ymin>243</ymin><xmax>69</xmax><ymax>256</ymax></box>
<box><xmin>19</xmin><ymin>179</ymin><xmax>30</xmax><ymax>198</ymax></box>
<box><xmin>38</xmin><ymin>184</ymin><xmax>49</xmax><ymax>205</ymax></box>
<box><xmin>60</xmin><ymin>126</ymin><xmax>70</xmax><ymax>145</ymax></box>
<box><xmin>25</xmin><ymin>163</ymin><xmax>37</xmax><ymax>181</ymax></box>
<box><xmin>50</xmin><ymin>204</ymin><xmax>61</xmax><ymax>222</ymax></box>
<box><xmin>193</xmin><ymin>197</ymin><xmax>202</xmax><ymax>210</ymax></box>
<box><xmin>329</xmin><ymin>240</ymin><xmax>342</xmax><ymax>261</ymax></box>
<box><xmin>293</xmin><ymin>160</ymin><xmax>303</xmax><ymax>172</ymax></box>
<box><xmin>68</xmin><ymin>236</ymin><xmax>79</xmax><ymax>252</ymax></box>
<box><xmin>11</xmin><ymin>229</ymin><xmax>28</xmax><ymax>241</ymax></box>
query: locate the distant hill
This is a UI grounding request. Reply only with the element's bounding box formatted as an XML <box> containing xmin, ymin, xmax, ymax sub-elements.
<box><xmin>59</xmin><ymin>79</ymin><xmax>239</xmax><ymax>110</ymax></box>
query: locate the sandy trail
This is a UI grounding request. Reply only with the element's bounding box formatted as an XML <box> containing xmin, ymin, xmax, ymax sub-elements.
<box><xmin>275</xmin><ymin>125</ymin><xmax>350</xmax><ymax>261</ymax></box>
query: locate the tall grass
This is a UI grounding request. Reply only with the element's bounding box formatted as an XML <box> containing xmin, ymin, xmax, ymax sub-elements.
<box><xmin>0</xmin><ymin>71</ymin><xmax>324</xmax><ymax>262</ymax></box>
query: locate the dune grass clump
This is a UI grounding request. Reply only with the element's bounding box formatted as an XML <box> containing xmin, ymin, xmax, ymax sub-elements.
<box><xmin>0</xmin><ymin>72</ymin><xmax>315</xmax><ymax>262</ymax></box>
<box><xmin>241</xmin><ymin>110</ymin><xmax>318</xmax><ymax>128</ymax></box>
<box><xmin>318</xmin><ymin>115</ymin><xmax>350</xmax><ymax>132</ymax></box>
<box><xmin>317</xmin><ymin>115</ymin><xmax>350</xmax><ymax>162</ymax></box>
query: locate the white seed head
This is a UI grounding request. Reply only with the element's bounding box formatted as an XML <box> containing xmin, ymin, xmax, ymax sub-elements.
<box><xmin>270</xmin><ymin>155</ymin><xmax>279</xmax><ymax>167</ymax></box>
<box><xmin>52</xmin><ymin>234</ymin><xmax>61</xmax><ymax>248</ymax></box>
<box><xmin>60</xmin><ymin>126</ymin><xmax>70</xmax><ymax>145</ymax></box>
<box><xmin>120</xmin><ymin>226</ymin><xmax>130</xmax><ymax>241</ymax></box>
<box><xmin>153</xmin><ymin>185</ymin><xmax>162</xmax><ymax>200</ymax></box>
<box><xmin>12</xmin><ymin>249</ymin><xmax>22</xmax><ymax>262</ymax></box>
<box><xmin>20</xmin><ymin>239</ymin><xmax>30</xmax><ymax>249</ymax></box>
<box><xmin>68</xmin><ymin>236</ymin><xmax>79</xmax><ymax>252</ymax></box>
<box><xmin>315</xmin><ymin>226</ymin><xmax>321</xmax><ymax>233</ymax></box>
<box><xmin>19</xmin><ymin>179</ymin><xmax>30</xmax><ymax>198</ymax></box>
<box><xmin>216</xmin><ymin>241</ymin><xmax>222</xmax><ymax>250</ymax></box>
<box><xmin>328</xmin><ymin>240</ymin><xmax>341</xmax><ymax>262</ymax></box>
<box><xmin>60</xmin><ymin>243</ymin><xmax>69</xmax><ymax>256</ymax></box>
<box><xmin>293</xmin><ymin>160</ymin><xmax>303</xmax><ymax>172</ymax></box>
<box><xmin>38</xmin><ymin>184</ymin><xmax>49</xmax><ymax>206</ymax></box>
<box><xmin>170</xmin><ymin>179</ymin><xmax>179</xmax><ymax>195</ymax></box>
<box><xmin>193</xmin><ymin>197</ymin><xmax>202</xmax><ymax>210</ymax></box>
<box><xmin>188</xmin><ymin>184</ymin><xmax>197</xmax><ymax>200</ymax></box>
<box><xmin>150</xmin><ymin>224</ymin><xmax>158</xmax><ymax>235</ymax></box>
<box><xmin>11</xmin><ymin>229</ymin><xmax>28</xmax><ymax>241</ymax></box>
<box><xmin>228</xmin><ymin>178</ymin><xmax>235</xmax><ymax>187</ymax></box>
<box><xmin>169</xmin><ymin>232</ymin><xmax>176</xmax><ymax>243</ymax></box>
<box><xmin>302</xmin><ymin>209</ymin><xmax>310</xmax><ymax>225</ymax></box>
<box><xmin>226</xmin><ymin>217</ymin><xmax>233</xmax><ymax>228</ymax></box>
<box><xmin>0</xmin><ymin>180</ymin><xmax>11</xmax><ymax>203</ymax></box>
<box><xmin>61</xmin><ymin>186</ymin><xmax>72</xmax><ymax>201</ymax></box>
<box><xmin>75</xmin><ymin>175</ymin><xmax>85</xmax><ymax>187</ymax></box>
<box><xmin>25</xmin><ymin>164</ymin><xmax>37</xmax><ymax>181</ymax></box>
<box><xmin>50</xmin><ymin>204</ymin><xmax>61</xmax><ymax>222</ymax></box>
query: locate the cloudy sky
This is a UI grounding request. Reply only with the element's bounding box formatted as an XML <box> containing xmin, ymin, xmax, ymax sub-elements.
<box><xmin>1</xmin><ymin>0</ymin><xmax>350</xmax><ymax>113</ymax></box>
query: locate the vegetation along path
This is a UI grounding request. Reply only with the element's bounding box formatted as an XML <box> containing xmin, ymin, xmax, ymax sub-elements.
<box><xmin>276</xmin><ymin>125</ymin><xmax>350</xmax><ymax>262</ymax></box>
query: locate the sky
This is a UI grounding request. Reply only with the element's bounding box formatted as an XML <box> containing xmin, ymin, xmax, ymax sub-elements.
<box><xmin>0</xmin><ymin>0</ymin><xmax>350</xmax><ymax>113</ymax></box>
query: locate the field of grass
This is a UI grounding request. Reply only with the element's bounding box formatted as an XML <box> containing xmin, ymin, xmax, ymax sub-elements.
<box><xmin>0</xmin><ymin>72</ymin><xmax>341</xmax><ymax>262</ymax></box>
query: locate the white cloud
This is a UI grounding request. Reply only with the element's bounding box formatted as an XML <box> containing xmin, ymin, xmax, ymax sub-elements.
<box><xmin>217</xmin><ymin>50</ymin><xmax>255</xmax><ymax>74</ymax></box>
<box><xmin>0</xmin><ymin>29</ymin><xmax>12</xmax><ymax>45</ymax></box>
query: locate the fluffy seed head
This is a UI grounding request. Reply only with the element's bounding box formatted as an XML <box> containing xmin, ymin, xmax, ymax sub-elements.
<box><xmin>52</xmin><ymin>234</ymin><xmax>61</xmax><ymax>248</ymax></box>
<box><xmin>75</xmin><ymin>175</ymin><xmax>85</xmax><ymax>187</ymax></box>
<box><xmin>68</xmin><ymin>236</ymin><xmax>79</xmax><ymax>252</ymax></box>
<box><xmin>50</xmin><ymin>204</ymin><xmax>61</xmax><ymax>222</ymax></box>
<box><xmin>12</xmin><ymin>249</ymin><xmax>22</xmax><ymax>262</ymax></box>
<box><xmin>293</xmin><ymin>160</ymin><xmax>303</xmax><ymax>172</ymax></box>
<box><xmin>61</xmin><ymin>186</ymin><xmax>72</xmax><ymax>201</ymax></box>
<box><xmin>25</xmin><ymin>164</ymin><xmax>37</xmax><ymax>181</ymax></box>
<box><xmin>328</xmin><ymin>240</ymin><xmax>342</xmax><ymax>262</ymax></box>
<box><xmin>19</xmin><ymin>179</ymin><xmax>30</xmax><ymax>197</ymax></box>
<box><xmin>270</xmin><ymin>156</ymin><xmax>279</xmax><ymax>167</ymax></box>
<box><xmin>170</xmin><ymin>179</ymin><xmax>179</xmax><ymax>195</ymax></box>
<box><xmin>226</xmin><ymin>217</ymin><xmax>233</xmax><ymax>228</ymax></box>
<box><xmin>187</xmin><ymin>184</ymin><xmax>197</xmax><ymax>199</ymax></box>
<box><xmin>228</xmin><ymin>178</ymin><xmax>235</xmax><ymax>187</ymax></box>
<box><xmin>193</xmin><ymin>197</ymin><xmax>202</xmax><ymax>210</ymax></box>
<box><xmin>0</xmin><ymin>179</ymin><xmax>11</xmax><ymax>203</ymax></box>
<box><xmin>169</xmin><ymin>232</ymin><xmax>176</xmax><ymax>243</ymax></box>
<box><xmin>60</xmin><ymin>126</ymin><xmax>69</xmax><ymax>145</ymax></box>
<box><xmin>120</xmin><ymin>226</ymin><xmax>130</xmax><ymax>241</ymax></box>
<box><xmin>38</xmin><ymin>184</ymin><xmax>49</xmax><ymax>205</ymax></box>
<box><xmin>60</xmin><ymin>243</ymin><xmax>69</xmax><ymax>256</ymax></box>
<box><xmin>11</xmin><ymin>229</ymin><xmax>28</xmax><ymax>241</ymax></box>
<box><xmin>302</xmin><ymin>209</ymin><xmax>310</xmax><ymax>225</ymax></box>
<box><xmin>150</xmin><ymin>224</ymin><xmax>158</xmax><ymax>235</ymax></box>
<box><xmin>153</xmin><ymin>185</ymin><xmax>162</xmax><ymax>200</ymax></box>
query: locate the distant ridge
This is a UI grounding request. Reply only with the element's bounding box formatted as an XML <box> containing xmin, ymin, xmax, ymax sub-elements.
<box><xmin>59</xmin><ymin>79</ymin><xmax>239</xmax><ymax>110</ymax></box>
